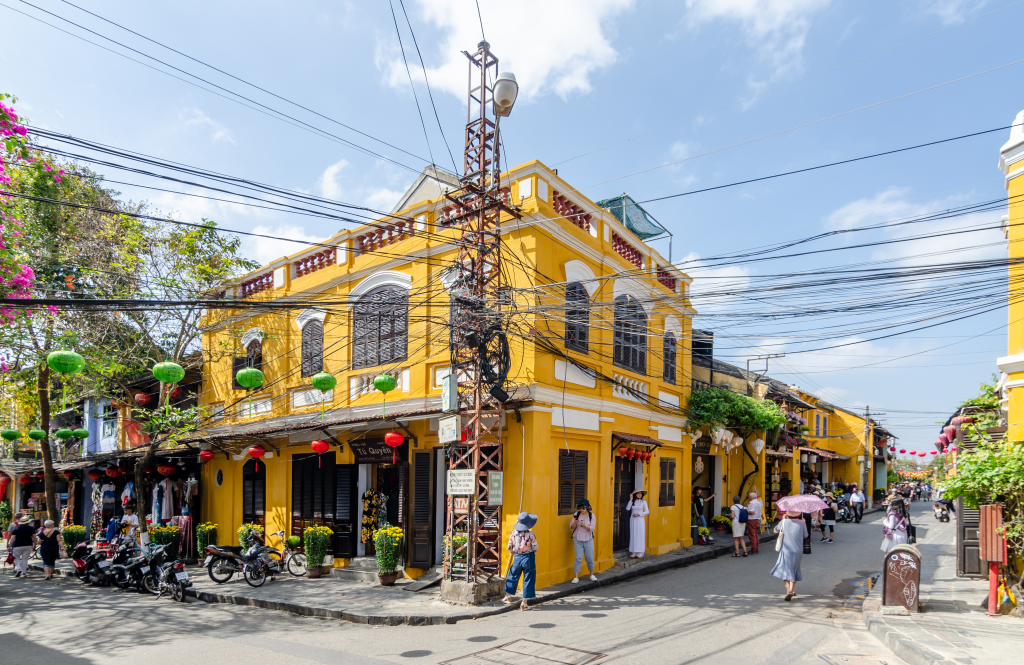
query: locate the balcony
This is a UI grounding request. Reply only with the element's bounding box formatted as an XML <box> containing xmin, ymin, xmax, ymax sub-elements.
<box><xmin>241</xmin><ymin>271</ymin><xmax>274</xmax><ymax>298</ymax></box>
<box><xmin>613</xmin><ymin>373</ymin><xmax>649</xmax><ymax>403</ymax></box>
<box><xmin>552</xmin><ymin>190</ymin><xmax>593</xmax><ymax>235</ymax></box>
<box><xmin>355</xmin><ymin>220</ymin><xmax>415</xmax><ymax>256</ymax></box>
<box><xmin>611</xmin><ymin>233</ymin><xmax>643</xmax><ymax>268</ymax></box>
<box><xmin>656</xmin><ymin>266</ymin><xmax>677</xmax><ymax>291</ymax></box>
<box><xmin>294</xmin><ymin>249</ymin><xmax>336</xmax><ymax>278</ymax></box>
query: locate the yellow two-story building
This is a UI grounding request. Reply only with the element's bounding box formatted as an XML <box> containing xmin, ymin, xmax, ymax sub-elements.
<box><xmin>193</xmin><ymin>162</ymin><xmax>693</xmax><ymax>589</ymax></box>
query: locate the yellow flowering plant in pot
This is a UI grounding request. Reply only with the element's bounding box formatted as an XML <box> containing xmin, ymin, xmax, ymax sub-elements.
<box><xmin>303</xmin><ymin>525</ymin><xmax>333</xmax><ymax>578</ymax></box>
<box><xmin>373</xmin><ymin>524</ymin><xmax>403</xmax><ymax>586</ymax></box>
<box><xmin>62</xmin><ymin>524</ymin><xmax>87</xmax><ymax>550</ymax></box>
<box><xmin>196</xmin><ymin>522</ymin><xmax>218</xmax><ymax>551</ymax></box>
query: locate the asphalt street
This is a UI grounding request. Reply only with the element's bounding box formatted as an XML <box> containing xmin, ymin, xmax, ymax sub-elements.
<box><xmin>0</xmin><ymin>503</ymin><xmax>944</xmax><ymax>665</ymax></box>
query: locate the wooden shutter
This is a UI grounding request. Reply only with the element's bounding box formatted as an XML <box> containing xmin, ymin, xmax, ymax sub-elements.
<box><xmin>301</xmin><ymin>320</ymin><xmax>324</xmax><ymax>377</ymax></box>
<box><xmin>565</xmin><ymin>283</ymin><xmax>589</xmax><ymax>353</ymax></box>
<box><xmin>663</xmin><ymin>333</ymin><xmax>676</xmax><ymax>384</ymax></box>
<box><xmin>559</xmin><ymin>450</ymin><xmax>587</xmax><ymax>515</ymax></box>
<box><xmin>334</xmin><ymin>465</ymin><xmax>356</xmax><ymax>558</ymax></box>
<box><xmin>660</xmin><ymin>458</ymin><xmax>675</xmax><ymax>506</ymax></box>
<box><xmin>231</xmin><ymin>356</ymin><xmax>248</xmax><ymax>390</ymax></box>
<box><xmin>410</xmin><ymin>451</ymin><xmax>433</xmax><ymax>568</ymax></box>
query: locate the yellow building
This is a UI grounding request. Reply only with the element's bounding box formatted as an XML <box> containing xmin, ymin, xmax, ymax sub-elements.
<box><xmin>998</xmin><ymin>110</ymin><xmax>1024</xmax><ymax>440</ymax></box>
<box><xmin>193</xmin><ymin>163</ymin><xmax>692</xmax><ymax>589</ymax></box>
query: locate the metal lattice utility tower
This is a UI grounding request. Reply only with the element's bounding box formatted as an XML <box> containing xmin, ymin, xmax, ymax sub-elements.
<box><xmin>443</xmin><ymin>41</ymin><xmax>520</xmax><ymax>583</ymax></box>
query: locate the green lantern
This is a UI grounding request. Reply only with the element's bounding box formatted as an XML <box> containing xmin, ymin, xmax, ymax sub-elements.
<box><xmin>46</xmin><ymin>350</ymin><xmax>85</xmax><ymax>375</ymax></box>
<box><xmin>1</xmin><ymin>429</ymin><xmax>20</xmax><ymax>441</ymax></box>
<box><xmin>55</xmin><ymin>429</ymin><xmax>74</xmax><ymax>440</ymax></box>
<box><xmin>28</xmin><ymin>429</ymin><xmax>46</xmax><ymax>440</ymax></box>
<box><xmin>72</xmin><ymin>428</ymin><xmax>89</xmax><ymax>439</ymax></box>
<box><xmin>311</xmin><ymin>372</ymin><xmax>337</xmax><ymax>421</ymax></box>
<box><xmin>374</xmin><ymin>373</ymin><xmax>398</xmax><ymax>419</ymax></box>
<box><xmin>235</xmin><ymin>367</ymin><xmax>265</xmax><ymax>390</ymax></box>
<box><xmin>152</xmin><ymin>361</ymin><xmax>185</xmax><ymax>384</ymax></box>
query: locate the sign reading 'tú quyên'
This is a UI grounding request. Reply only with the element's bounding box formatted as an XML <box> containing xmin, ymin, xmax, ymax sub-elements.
<box><xmin>447</xmin><ymin>469</ymin><xmax>475</xmax><ymax>496</ymax></box>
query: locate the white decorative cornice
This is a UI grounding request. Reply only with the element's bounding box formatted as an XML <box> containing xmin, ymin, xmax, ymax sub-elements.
<box><xmin>999</xmin><ymin>110</ymin><xmax>1024</xmax><ymax>172</ymax></box>
<box><xmin>240</xmin><ymin>328</ymin><xmax>264</xmax><ymax>348</ymax></box>
<box><xmin>997</xmin><ymin>353</ymin><xmax>1024</xmax><ymax>375</ymax></box>
<box><xmin>348</xmin><ymin>270</ymin><xmax>413</xmax><ymax>302</ymax></box>
<box><xmin>563</xmin><ymin>259</ymin><xmax>600</xmax><ymax>297</ymax></box>
<box><xmin>295</xmin><ymin>308</ymin><xmax>327</xmax><ymax>331</ymax></box>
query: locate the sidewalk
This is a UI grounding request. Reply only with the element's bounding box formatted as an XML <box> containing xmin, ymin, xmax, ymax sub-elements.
<box><xmin>23</xmin><ymin>530</ymin><xmax>776</xmax><ymax>625</ymax></box>
<box><xmin>862</xmin><ymin>537</ymin><xmax>1024</xmax><ymax>665</ymax></box>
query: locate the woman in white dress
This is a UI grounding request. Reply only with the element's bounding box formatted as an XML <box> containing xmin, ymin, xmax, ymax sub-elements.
<box><xmin>730</xmin><ymin>496</ymin><xmax>748</xmax><ymax>557</ymax></box>
<box><xmin>625</xmin><ymin>490</ymin><xmax>649</xmax><ymax>558</ymax></box>
<box><xmin>881</xmin><ymin>497</ymin><xmax>910</xmax><ymax>553</ymax></box>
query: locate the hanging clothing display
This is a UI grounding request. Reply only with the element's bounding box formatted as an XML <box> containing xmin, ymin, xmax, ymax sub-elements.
<box><xmin>121</xmin><ymin>482</ymin><xmax>134</xmax><ymax>507</ymax></box>
<box><xmin>90</xmin><ymin>482</ymin><xmax>103</xmax><ymax>539</ymax></box>
<box><xmin>150</xmin><ymin>478</ymin><xmax>180</xmax><ymax>526</ymax></box>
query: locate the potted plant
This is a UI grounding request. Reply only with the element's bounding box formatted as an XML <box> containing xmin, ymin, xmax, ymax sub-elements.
<box><xmin>150</xmin><ymin>525</ymin><xmax>183</xmax><ymax>556</ymax></box>
<box><xmin>0</xmin><ymin>499</ymin><xmax>11</xmax><ymax>537</ymax></box>
<box><xmin>697</xmin><ymin>526</ymin><xmax>710</xmax><ymax>544</ymax></box>
<box><xmin>62</xmin><ymin>524</ymin><xmax>87</xmax><ymax>551</ymax></box>
<box><xmin>197</xmin><ymin>522</ymin><xmax>218</xmax><ymax>551</ymax></box>
<box><xmin>237</xmin><ymin>523</ymin><xmax>264</xmax><ymax>552</ymax></box>
<box><xmin>303</xmin><ymin>525</ymin><xmax>333</xmax><ymax>578</ymax></box>
<box><xmin>373</xmin><ymin>524</ymin><xmax>403</xmax><ymax>586</ymax></box>
<box><xmin>711</xmin><ymin>515</ymin><xmax>732</xmax><ymax>531</ymax></box>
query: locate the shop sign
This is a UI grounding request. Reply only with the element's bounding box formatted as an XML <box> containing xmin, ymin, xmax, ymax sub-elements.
<box><xmin>487</xmin><ymin>471</ymin><xmax>503</xmax><ymax>505</ymax></box>
<box><xmin>349</xmin><ymin>438</ymin><xmax>405</xmax><ymax>464</ymax></box>
<box><xmin>454</xmin><ymin>497</ymin><xmax>469</xmax><ymax>514</ymax></box>
<box><xmin>438</xmin><ymin>414</ymin><xmax>461</xmax><ymax>444</ymax></box>
<box><xmin>447</xmin><ymin>469</ymin><xmax>475</xmax><ymax>495</ymax></box>
<box><xmin>692</xmin><ymin>434</ymin><xmax>711</xmax><ymax>455</ymax></box>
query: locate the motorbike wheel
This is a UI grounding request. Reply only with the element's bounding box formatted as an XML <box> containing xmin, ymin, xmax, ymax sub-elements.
<box><xmin>287</xmin><ymin>552</ymin><xmax>308</xmax><ymax>577</ymax></box>
<box><xmin>243</xmin><ymin>563</ymin><xmax>267</xmax><ymax>588</ymax></box>
<box><xmin>171</xmin><ymin>581</ymin><xmax>186</xmax><ymax>602</ymax></box>
<box><xmin>111</xmin><ymin>567</ymin><xmax>130</xmax><ymax>590</ymax></box>
<box><xmin>208</xmin><ymin>558</ymin><xmax>234</xmax><ymax>584</ymax></box>
<box><xmin>141</xmin><ymin>574</ymin><xmax>159</xmax><ymax>595</ymax></box>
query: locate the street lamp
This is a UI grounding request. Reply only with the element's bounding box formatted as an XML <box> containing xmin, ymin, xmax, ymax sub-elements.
<box><xmin>493</xmin><ymin>72</ymin><xmax>518</xmax><ymax>117</ymax></box>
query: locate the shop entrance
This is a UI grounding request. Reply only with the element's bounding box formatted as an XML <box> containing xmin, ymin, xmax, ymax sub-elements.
<box><xmin>691</xmin><ymin>453</ymin><xmax>715</xmax><ymax>526</ymax></box>
<box><xmin>613</xmin><ymin>457</ymin><xmax>636</xmax><ymax>551</ymax></box>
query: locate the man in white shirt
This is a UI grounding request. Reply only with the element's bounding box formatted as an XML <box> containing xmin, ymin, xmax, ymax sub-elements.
<box><xmin>746</xmin><ymin>492</ymin><xmax>763</xmax><ymax>553</ymax></box>
<box><xmin>850</xmin><ymin>486</ymin><xmax>866</xmax><ymax>523</ymax></box>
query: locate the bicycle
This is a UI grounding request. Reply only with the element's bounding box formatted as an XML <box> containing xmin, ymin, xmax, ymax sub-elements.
<box><xmin>271</xmin><ymin>529</ymin><xmax>307</xmax><ymax>577</ymax></box>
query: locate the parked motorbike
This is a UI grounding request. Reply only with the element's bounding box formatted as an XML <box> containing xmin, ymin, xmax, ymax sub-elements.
<box><xmin>934</xmin><ymin>502</ymin><xmax>950</xmax><ymax>522</ymax></box>
<box><xmin>69</xmin><ymin>543</ymin><xmax>92</xmax><ymax>579</ymax></box>
<box><xmin>203</xmin><ymin>543</ymin><xmax>261</xmax><ymax>584</ymax></box>
<box><xmin>153</xmin><ymin>545</ymin><xmax>191</xmax><ymax>602</ymax></box>
<box><xmin>835</xmin><ymin>498</ymin><xmax>854</xmax><ymax>524</ymax></box>
<box><xmin>77</xmin><ymin>545</ymin><xmax>112</xmax><ymax>586</ymax></box>
<box><xmin>242</xmin><ymin>544</ymin><xmax>283</xmax><ymax>588</ymax></box>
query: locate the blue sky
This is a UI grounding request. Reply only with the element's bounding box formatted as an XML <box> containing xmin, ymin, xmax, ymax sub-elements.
<box><xmin>3</xmin><ymin>0</ymin><xmax>1022</xmax><ymax>452</ymax></box>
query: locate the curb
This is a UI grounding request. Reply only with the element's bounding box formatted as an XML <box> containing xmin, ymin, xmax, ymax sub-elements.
<box><xmin>861</xmin><ymin>572</ymin><xmax>958</xmax><ymax>665</ymax></box>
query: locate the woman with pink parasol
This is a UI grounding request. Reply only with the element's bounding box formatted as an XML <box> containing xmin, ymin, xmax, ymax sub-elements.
<box><xmin>770</xmin><ymin>494</ymin><xmax>828</xmax><ymax>601</ymax></box>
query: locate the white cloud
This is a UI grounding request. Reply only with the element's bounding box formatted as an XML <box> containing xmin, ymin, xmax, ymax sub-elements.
<box><xmin>364</xmin><ymin>187</ymin><xmax>403</xmax><ymax>211</ymax></box>
<box><xmin>922</xmin><ymin>0</ymin><xmax>988</xmax><ymax>25</ymax></box>
<box><xmin>379</xmin><ymin>0</ymin><xmax>634</xmax><ymax>101</ymax></box>
<box><xmin>684</xmin><ymin>0</ymin><xmax>831</xmax><ymax>88</ymax></box>
<box><xmin>182</xmin><ymin>108</ymin><xmax>235</xmax><ymax>143</ymax></box>
<box><xmin>317</xmin><ymin>159</ymin><xmax>350</xmax><ymax>200</ymax></box>
<box><xmin>247</xmin><ymin>224</ymin><xmax>326</xmax><ymax>266</ymax></box>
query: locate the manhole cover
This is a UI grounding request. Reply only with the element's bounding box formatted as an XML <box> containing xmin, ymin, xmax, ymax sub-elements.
<box><xmin>439</xmin><ymin>639</ymin><xmax>606</xmax><ymax>664</ymax></box>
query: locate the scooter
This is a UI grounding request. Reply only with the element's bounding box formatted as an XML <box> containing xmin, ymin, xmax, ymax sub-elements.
<box><xmin>69</xmin><ymin>542</ymin><xmax>92</xmax><ymax>579</ymax></box>
<box><xmin>156</xmin><ymin>555</ymin><xmax>192</xmax><ymax>602</ymax></box>
<box><xmin>836</xmin><ymin>499</ymin><xmax>855</xmax><ymax>524</ymax></box>
<box><xmin>203</xmin><ymin>543</ymin><xmax>264</xmax><ymax>584</ymax></box>
<box><xmin>933</xmin><ymin>502</ymin><xmax>950</xmax><ymax>522</ymax></box>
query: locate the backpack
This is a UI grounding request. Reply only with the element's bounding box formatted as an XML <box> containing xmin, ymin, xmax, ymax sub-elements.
<box><xmin>738</xmin><ymin>507</ymin><xmax>749</xmax><ymax>524</ymax></box>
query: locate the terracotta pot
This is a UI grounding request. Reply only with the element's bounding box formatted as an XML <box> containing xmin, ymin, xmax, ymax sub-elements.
<box><xmin>307</xmin><ymin>566</ymin><xmax>324</xmax><ymax>579</ymax></box>
<box><xmin>378</xmin><ymin>572</ymin><xmax>399</xmax><ymax>587</ymax></box>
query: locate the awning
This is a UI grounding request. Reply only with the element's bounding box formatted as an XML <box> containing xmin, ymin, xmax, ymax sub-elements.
<box><xmin>766</xmin><ymin>449</ymin><xmax>793</xmax><ymax>458</ymax></box>
<box><xmin>799</xmin><ymin>446</ymin><xmax>841</xmax><ymax>460</ymax></box>
<box><xmin>612</xmin><ymin>432</ymin><xmax>663</xmax><ymax>448</ymax></box>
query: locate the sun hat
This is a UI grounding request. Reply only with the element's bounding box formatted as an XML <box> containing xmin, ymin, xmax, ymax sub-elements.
<box><xmin>514</xmin><ymin>512</ymin><xmax>538</xmax><ymax>531</ymax></box>
<box><xmin>824</xmin><ymin>492</ymin><xmax>835</xmax><ymax>499</ymax></box>
<box><xmin>632</xmin><ymin>490</ymin><xmax>648</xmax><ymax>499</ymax></box>
<box><xmin>18</xmin><ymin>514</ymin><xmax>32</xmax><ymax>524</ymax></box>
<box><xmin>575</xmin><ymin>499</ymin><xmax>591</xmax><ymax>510</ymax></box>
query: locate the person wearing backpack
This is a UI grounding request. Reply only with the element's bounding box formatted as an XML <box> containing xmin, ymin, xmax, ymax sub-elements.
<box><xmin>730</xmin><ymin>496</ymin><xmax>749</xmax><ymax>557</ymax></box>
<box><xmin>569</xmin><ymin>499</ymin><xmax>597</xmax><ymax>584</ymax></box>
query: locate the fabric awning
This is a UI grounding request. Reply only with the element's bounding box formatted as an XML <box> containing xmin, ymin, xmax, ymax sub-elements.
<box><xmin>766</xmin><ymin>449</ymin><xmax>793</xmax><ymax>458</ymax></box>
<box><xmin>799</xmin><ymin>446</ymin><xmax>841</xmax><ymax>460</ymax></box>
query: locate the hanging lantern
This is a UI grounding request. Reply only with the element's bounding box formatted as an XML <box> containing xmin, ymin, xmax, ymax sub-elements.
<box><xmin>808</xmin><ymin>453</ymin><xmax>818</xmax><ymax>464</ymax></box>
<box><xmin>54</xmin><ymin>429</ymin><xmax>73</xmax><ymax>440</ymax></box>
<box><xmin>939</xmin><ymin>433</ymin><xmax>948</xmax><ymax>445</ymax></box>
<box><xmin>930</xmin><ymin>450</ymin><xmax>937</xmax><ymax>455</ymax></box>
<box><xmin>618</xmin><ymin>446</ymin><xmax>629</xmax><ymax>457</ymax></box>
<box><xmin>28</xmin><ymin>429</ymin><xmax>46</xmax><ymax>440</ymax></box>
<box><xmin>644</xmin><ymin>451</ymin><xmax>653</xmax><ymax>463</ymax></box>
<box><xmin>134</xmin><ymin>392</ymin><xmax>153</xmax><ymax>406</ymax></box>
<box><xmin>235</xmin><ymin>367</ymin><xmax>266</xmax><ymax>390</ymax></box>
<box><xmin>156</xmin><ymin>464</ymin><xmax>177</xmax><ymax>477</ymax></box>
<box><xmin>169</xmin><ymin>387</ymin><xmax>182</xmax><ymax>400</ymax></box>
<box><xmin>19</xmin><ymin>475</ymin><xmax>32</xmax><ymax>484</ymax></box>
<box><xmin>118</xmin><ymin>463</ymin><xmax>133</xmax><ymax>474</ymax></box>
<box><xmin>918</xmin><ymin>452</ymin><xmax>926</xmax><ymax>457</ymax></box>
<box><xmin>35</xmin><ymin>471</ymin><xmax>45</xmax><ymax>479</ymax></box>
<box><xmin>152</xmin><ymin>361</ymin><xmax>185</xmax><ymax>384</ymax></box>
<box><xmin>0</xmin><ymin>476</ymin><xmax>10</xmax><ymax>489</ymax></box>
<box><xmin>942</xmin><ymin>448</ymin><xmax>948</xmax><ymax>453</ymax></box>
<box><xmin>62</xmin><ymin>471</ymin><xmax>74</xmax><ymax>479</ymax></box>
<box><xmin>374</xmin><ymin>374</ymin><xmax>398</xmax><ymax>419</ymax></box>
<box><xmin>110</xmin><ymin>399</ymin><xmax>127</xmax><ymax>410</ymax></box>
<box><xmin>899</xmin><ymin>449</ymin><xmax>906</xmax><ymax>454</ymax></box>
<box><xmin>87</xmin><ymin>469</ymin><xmax>101</xmax><ymax>481</ymax></box>
<box><xmin>800</xmin><ymin>452</ymin><xmax>808</xmax><ymax>463</ymax></box>
<box><xmin>248</xmin><ymin>445</ymin><xmax>266</xmax><ymax>471</ymax></box>
<box><xmin>199</xmin><ymin>449</ymin><xmax>216</xmax><ymax>462</ymax></box>
<box><xmin>311</xmin><ymin>439</ymin><xmax>330</xmax><ymax>467</ymax></box>
<box><xmin>310</xmin><ymin>372</ymin><xmax>337</xmax><ymax>420</ymax></box>
<box><xmin>72</xmin><ymin>428</ymin><xmax>89</xmax><ymax>439</ymax></box>
<box><xmin>105</xmin><ymin>467</ymin><xmax>121</xmax><ymax>478</ymax></box>
<box><xmin>951</xmin><ymin>446</ymin><xmax>958</xmax><ymax>452</ymax></box>
<box><xmin>1</xmin><ymin>429</ymin><xmax>20</xmax><ymax>441</ymax></box>
<box><xmin>384</xmin><ymin>431</ymin><xmax>404</xmax><ymax>464</ymax></box>
<box><xmin>47</xmin><ymin>350</ymin><xmax>85</xmax><ymax>375</ymax></box>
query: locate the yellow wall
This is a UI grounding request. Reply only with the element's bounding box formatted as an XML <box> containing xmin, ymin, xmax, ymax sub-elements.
<box><xmin>1004</xmin><ymin>134</ymin><xmax>1024</xmax><ymax>439</ymax></box>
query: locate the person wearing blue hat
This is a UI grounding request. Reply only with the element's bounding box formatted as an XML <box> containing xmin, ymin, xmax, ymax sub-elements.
<box><xmin>503</xmin><ymin>512</ymin><xmax>539</xmax><ymax>610</ymax></box>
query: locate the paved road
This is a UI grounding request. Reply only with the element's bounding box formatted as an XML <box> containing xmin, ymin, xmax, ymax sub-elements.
<box><xmin>1</xmin><ymin>503</ymin><xmax>943</xmax><ymax>664</ymax></box>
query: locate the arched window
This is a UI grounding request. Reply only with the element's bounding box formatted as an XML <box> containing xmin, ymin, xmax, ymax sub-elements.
<box><xmin>232</xmin><ymin>338</ymin><xmax>264</xmax><ymax>389</ymax></box>
<box><xmin>663</xmin><ymin>332</ymin><xmax>677</xmax><ymax>385</ymax></box>
<box><xmin>301</xmin><ymin>319</ymin><xmax>324</xmax><ymax>377</ymax></box>
<box><xmin>565</xmin><ymin>282</ymin><xmax>590</xmax><ymax>353</ymax></box>
<box><xmin>613</xmin><ymin>295</ymin><xmax>646</xmax><ymax>374</ymax></box>
<box><xmin>242</xmin><ymin>458</ymin><xmax>265</xmax><ymax>525</ymax></box>
<box><xmin>353</xmin><ymin>285</ymin><xmax>408</xmax><ymax>369</ymax></box>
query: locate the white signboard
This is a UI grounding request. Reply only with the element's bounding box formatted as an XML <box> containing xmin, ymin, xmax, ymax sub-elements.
<box><xmin>447</xmin><ymin>469</ymin><xmax>475</xmax><ymax>496</ymax></box>
<box><xmin>441</xmin><ymin>371</ymin><xmax>458</xmax><ymax>413</ymax></box>
<box><xmin>487</xmin><ymin>471</ymin><xmax>503</xmax><ymax>505</ymax></box>
<box><xmin>438</xmin><ymin>414</ymin><xmax>461</xmax><ymax>444</ymax></box>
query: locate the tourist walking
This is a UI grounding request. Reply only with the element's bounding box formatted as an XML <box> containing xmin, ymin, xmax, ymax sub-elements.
<box><xmin>7</xmin><ymin>515</ymin><xmax>37</xmax><ymax>578</ymax></box>
<box><xmin>771</xmin><ymin>511</ymin><xmax>808</xmax><ymax>601</ymax></box>
<box><xmin>37</xmin><ymin>520</ymin><xmax>65</xmax><ymax>580</ymax></box>
<box><xmin>503</xmin><ymin>512</ymin><xmax>539</xmax><ymax>610</ymax></box>
<box><xmin>881</xmin><ymin>497</ymin><xmax>910</xmax><ymax>553</ymax></box>
<box><xmin>730</xmin><ymin>496</ymin><xmax>748</xmax><ymax>557</ymax></box>
<box><xmin>569</xmin><ymin>499</ymin><xmax>596</xmax><ymax>583</ymax></box>
<box><xmin>850</xmin><ymin>485</ymin><xmax>866</xmax><ymax>523</ymax></box>
<box><xmin>819</xmin><ymin>493</ymin><xmax>838</xmax><ymax>543</ymax></box>
<box><xmin>746</xmin><ymin>492</ymin><xmax>762</xmax><ymax>553</ymax></box>
<box><xmin>625</xmin><ymin>490</ymin><xmax>649</xmax><ymax>558</ymax></box>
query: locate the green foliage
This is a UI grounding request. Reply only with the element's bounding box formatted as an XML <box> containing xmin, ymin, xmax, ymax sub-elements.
<box><xmin>196</xmin><ymin>522</ymin><xmax>217</xmax><ymax>550</ymax></box>
<box><xmin>61</xmin><ymin>524</ymin><xmax>86</xmax><ymax>550</ymax></box>
<box><xmin>0</xmin><ymin>499</ymin><xmax>12</xmax><ymax>526</ymax></box>
<box><xmin>942</xmin><ymin>440</ymin><xmax>1024</xmax><ymax>556</ymax></box>
<box><xmin>303</xmin><ymin>525</ymin><xmax>333</xmax><ymax>568</ymax></box>
<box><xmin>688</xmin><ymin>387</ymin><xmax>787</xmax><ymax>433</ymax></box>
<box><xmin>237</xmin><ymin>523</ymin><xmax>264</xmax><ymax>552</ymax></box>
<box><xmin>373</xmin><ymin>524</ymin><xmax>403</xmax><ymax>575</ymax></box>
<box><xmin>957</xmin><ymin>375</ymin><xmax>1000</xmax><ymax>411</ymax></box>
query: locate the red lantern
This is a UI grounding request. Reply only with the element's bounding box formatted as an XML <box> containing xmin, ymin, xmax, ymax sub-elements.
<box><xmin>110</xmin><ymin>399</ymin><xmax>127</xmax><ymax>410</ymax></box>
<box><xmin>20</xmin><ymin>475</ymin><xmax>33</xmax><ymax>484</ymax></box>
<box><xmin>248</xmin><ymin>445</ymin><xmax>266</xmax><ymax>471</ymax></box>
<box><xmin>199</xmin><ymin>450</ymin><xmax>215</xmax><ymax>462</ymax></box>
<box><xmin>87</xmin><ymin>469</ymin><xmax>101</xmax><ymax>481</ymax></box>
<box><xmin>899</xmin><ymin>449</ymin><xmax>906</xmax><ymax>454</ymax></box>
<box><xmin>311</xmin><ymin>439</ymin><xmax>330</xmax><ymax>467</ymax></box>
<box><xmin>618</xmin><ymin>446</ymin><xmax>629</xmax><ymax>457</ymax></box>
<box><xmin>156</xmin><ymin>464</ymin><xmax>176</xmax><ymax>477</ymax></box>
<box><xmin>0</xmin><ymin>475</ymin><xmax>9</xmax><ymax>488</ymax></box>
<box><xmin>939</xmin><ymin>433</ymin><xmax>948</xmax><ymax>445</ymax></box>
<box><xmin>63</xmin><ymin>471</ymin><xmax>74</xmax><ymax>479</ymax></box>
<box><xmin>145</xmin><ymin>465</ymin><xmax>156</xmax><ymax>475</ymax></box>
<box><xmin>942</xmin><ymin>448</ymin><xmax>949</xmax><ymax>453</ymax></box>
<box><xmin>169</xmin><ymin>387</ymin><xmax>182</xmax><ymax>400</ymax></box>
<box><xmin>133</xmin><ymin>392</ymin><xmax>152</xmax><ymax>406</ymax></box>
<box><xmin>118</xmin><ymin>464</ymin><xmax>132</xmax><ymax>474</ymax></box>
<box><xmin>105</xmin><ymin>467</ymin><xmax>121</xmax><ymax>478</ymax></box>
<box><xmin>930</xmin><ymin>451</ymin><xmax>937</xmax><ymax>455</ymax></box>
<box><xmin>951</xmin><ymin>446</ymin><xmax>958</xmax><ymax>452</ymax></box>
<box><xmin>384</xmin><ymin>431</ymin><xmax>404</xmax><ymax>464</ymax></box>
<box><xmin>36</xmin><ymin>471</ymin><xmax>45</xmax><ymax>479</ymax></box>
<box><xmin>643</xmin><ymin>451</ymin><xmax>652</xmax><ymax>462</ymax></box>
<box><xmin>918</xmin><ymin>452</ymin><xmax>926</xmax><ymax>457</ymax></box>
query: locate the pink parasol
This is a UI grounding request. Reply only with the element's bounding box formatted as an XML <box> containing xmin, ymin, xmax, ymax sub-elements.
<box><xmin>775</xmin><ymin>494</ymin><xmax>829</xmax><ymax>513</ymax></box>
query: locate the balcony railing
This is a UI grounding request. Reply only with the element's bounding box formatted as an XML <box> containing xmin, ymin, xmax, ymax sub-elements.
<box><xmin>552</xmin><ymin>190</ymin><xmax>593</xmax><ymax>235</ymax></box>
<box><xmin>241</xmin><ymin>271</ymin><xmax>274</xmax><ymax>297</ymax></box>
<box><xmin>294</xmin><ymin>249</ymin><xmax>336</xmax><ymax>277</ymax></box>
<box><xmin>613</xmin><ymin>373</ymin><xmax>649</xmax><ymax>403</ymax></box>
<box><xmin>656</xmin><ymin>265</ymin><xmax>677</xmax><ymax>291</ymax></box>
<box><xmin>612</xmin><ymin>233</ymin><xmax>643</xmax><ymax>268</ymax></box>
<box><xmin>355</xmin><ymin>221</ymin><xmax>414</xmax><ymax>255</ymax></box>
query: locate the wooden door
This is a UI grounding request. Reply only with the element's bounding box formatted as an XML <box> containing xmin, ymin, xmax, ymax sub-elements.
<box><xmin>957</xmin><ymin>499</ymin><xmax>984</xmax><ymax>578</ymax></box>
<box><xmin>613</xmin><ymin>457</ymin><xmax>635</xmax><ymax>551</ymax></box>
<box><xmin>409</xmin><ymin>451</ymin><xmax>433</xmax><ymax>568</ymax></box>
<box><xmin>291</xmin><ymin>453</ymin><xmax>337</xmax><ymax>554</ymax></box>
<box><xmin>334</xmin><ymin>465</ymin><xmax>357</xmax><ymax>558</ymax></box>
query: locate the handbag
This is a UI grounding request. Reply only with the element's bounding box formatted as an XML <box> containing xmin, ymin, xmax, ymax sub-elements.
<box><xmin>907</xmin><ymin>524</ymin><xmax>917</xmax><ymax>544</ymax></box>
<box><xmin>775</xmin><ymin>527</ymin><xmax>784</xmax><ymax>552</ymax></box>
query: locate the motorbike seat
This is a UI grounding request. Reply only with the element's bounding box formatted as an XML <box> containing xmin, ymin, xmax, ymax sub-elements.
<box><xmin>221</xmin><ymin>546</ymin><xmax>244</xmax><ymax>553</ymax></box>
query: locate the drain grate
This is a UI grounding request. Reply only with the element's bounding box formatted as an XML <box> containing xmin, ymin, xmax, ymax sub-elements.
<box><xmin>440</xmin><ymin>639</ymin><xmax>606</xmax><ymax>664</ymax></box>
